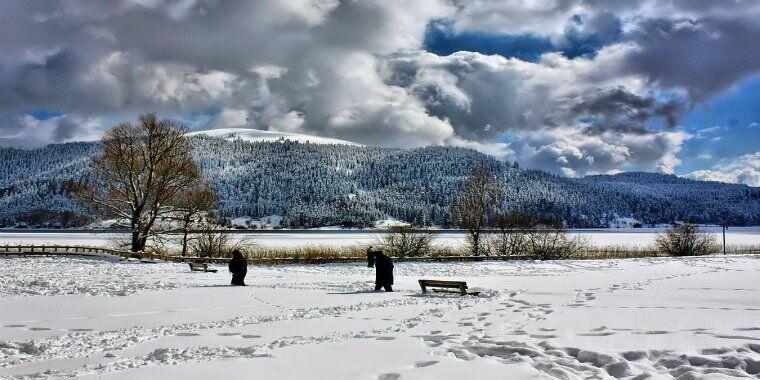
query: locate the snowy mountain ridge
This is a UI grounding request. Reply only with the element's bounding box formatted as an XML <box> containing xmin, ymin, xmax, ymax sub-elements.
<box><xmin>1</xmin><ymin>137</ymin><xmax>759</xmax><ymax>228</ymax></box>
<box><xmin>186</xmin><ymin>128</ymin><xmax>361</xmax><ymax>146</ymax></box>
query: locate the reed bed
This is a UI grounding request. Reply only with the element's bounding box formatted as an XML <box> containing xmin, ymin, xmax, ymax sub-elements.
<box><xmin>184</xmin><ymin>243</ymin><xmax>760</xmax><ymax>262</ymax></box>
<box><xmin>124</xmin><ymin>239</ymin><xmax>760</xmax><ymax>264</ymax></box>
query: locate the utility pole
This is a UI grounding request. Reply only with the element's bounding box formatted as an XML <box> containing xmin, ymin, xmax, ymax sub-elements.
<box><xmin>721</xmin><ymin>223</ymin><xmax>727</xmax><ymax>255</ymax></box>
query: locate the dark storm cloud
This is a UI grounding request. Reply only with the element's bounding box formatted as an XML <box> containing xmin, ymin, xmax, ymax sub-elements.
<box><xmin>570</xmin><ymin>87</ymin><xmax>689</xmax><ymax>135</ymax></box>
<box><xmin>559</xmin><ymin>11</ymin><xmax>622</xmax><ymax>58</ymax></box>
<box><xmin>623</xmin><ymin>17</ymin><xmax>760</xmax><ymax>101</ymax></box>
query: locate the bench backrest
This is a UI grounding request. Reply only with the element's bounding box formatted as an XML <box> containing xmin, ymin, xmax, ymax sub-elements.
<box><xmin>419</xmin><ymin>279</ymin><xmax>467</xmax><ymax>288</ymax></box>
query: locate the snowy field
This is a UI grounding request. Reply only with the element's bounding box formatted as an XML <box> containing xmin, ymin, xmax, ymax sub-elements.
<box><xmin>1</xmin><ymin>255</ymin><xmax>760</xmax><ymax>379</ymax></box>
<box><xmin>2</xmin><ymin>227</ymin><xmax>760</xmax><ymax>249</ymax></box>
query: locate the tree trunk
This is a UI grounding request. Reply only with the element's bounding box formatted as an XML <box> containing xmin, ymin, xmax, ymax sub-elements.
<box><xmin>181</xmin><ymin>217</ymin><xmax>190</xmax><ymax>257</ymax></box>
<box><xmin>131</xmin><ymin>230</ymin><xmax>142</xmax><ymax>253</ymax></box>
<box><xmin>138</xmin><ymin>235</ymin><xmax>149</xmax><ymax>253</ymax></box>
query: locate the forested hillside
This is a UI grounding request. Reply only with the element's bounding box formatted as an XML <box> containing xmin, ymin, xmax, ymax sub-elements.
<box><xmin>1</xmin><ymin>136</ymin><xmax>759</xmax><ymax>228</ymax></box>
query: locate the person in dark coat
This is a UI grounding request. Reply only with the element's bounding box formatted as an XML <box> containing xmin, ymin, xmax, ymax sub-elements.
<box><xmin>367</xmin><ymin>246</ymin><xmax>393</xmax><ymax>292</ymax></box>
<box><xmin>229</xmin><ymin>250</ymin><xmax>247</xmax><ymax>286</ymax></box>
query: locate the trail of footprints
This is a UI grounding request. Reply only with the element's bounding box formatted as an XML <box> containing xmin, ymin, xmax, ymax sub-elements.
<box><xmin>5</xmin><ymin>261</ymin><xmax>760</xmax><ymax>379</ymax></box>
<box><xmin>412</xmin><ymin>269</ymin><xmax>760</xmax><ymax>379</ymax></box>
<box><xmin>418</xmin><ymin>289</ymin><xmax>760</xmax><ymax>379</ymax></box>
<box><xmin>418</xmin><ymin>332</ymin><xmax>760</xmax><ymax>378</ymax></box>
<box><xmin>1</xmin><ymin>289</ymin><xmax>490</xmax><ymax>379</ymax></box>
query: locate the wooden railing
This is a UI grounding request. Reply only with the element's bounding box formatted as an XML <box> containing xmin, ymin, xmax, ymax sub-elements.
<box><xmin>0</xmin><ymin>244</ymin><xmax>136</xmax><ymax>257</ymax></box>
<box><xmin>0</xmin><ymin>245</ymin><xmax>533</xmax><ymax>264</ymax></box>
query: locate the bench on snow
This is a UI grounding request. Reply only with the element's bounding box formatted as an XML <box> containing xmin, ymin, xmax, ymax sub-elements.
<box><xmin>189</xmin><ymin>262</ymin><xmax>218</xmax><ymax>273</ymax></box>
<box><xmin>418</xmin><ymin>279</ymin><xmax>480</xmax><ymax>296</ymax></box>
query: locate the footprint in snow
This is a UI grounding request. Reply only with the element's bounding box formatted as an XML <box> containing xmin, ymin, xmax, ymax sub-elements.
<box><xmin>530</xmin><ymin>334</ymin><xmax>558</xmax><ymax>339</ymax></box>
<box><xmin>414</xmin><ymin>360</ymin><xmax>439</xmax><ymax>368</ymax></box>
<box><xmin>632</xmin><ymin>330</ymin><xmax>671</xmax><ymax>335</ymax></box>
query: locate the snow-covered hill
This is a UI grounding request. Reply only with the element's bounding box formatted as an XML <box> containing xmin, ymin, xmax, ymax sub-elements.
<box><xmin>1</xmin><ymin>137</ymin><xmax>759</xmax><ymax>228</ymax></box>
<box><xmin>186</xmin><ymin>128</ymin><xmax>360</xmax><ymax>146</ymax></box>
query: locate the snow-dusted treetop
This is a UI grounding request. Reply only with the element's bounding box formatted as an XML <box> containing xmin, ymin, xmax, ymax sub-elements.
<box><xmin>186</xmin><ymin>128</ymin><xmax>361</xmax><ymax>147</ymax></box>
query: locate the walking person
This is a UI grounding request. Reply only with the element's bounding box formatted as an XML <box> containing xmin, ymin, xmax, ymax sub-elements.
<box><xmin>229</xmin><ymin>250</ymin><xmax>247</xmax><ymax>286</ymax></box>
<box><xmin>366</xmin><ymin>246</ymin><xmax>393</xmax><ymax>292</ymax></box>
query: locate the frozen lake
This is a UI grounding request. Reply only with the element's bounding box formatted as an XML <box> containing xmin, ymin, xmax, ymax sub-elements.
<box><xmin>1</xmin><ymin>227</ymin><xmax>760</xmax><ymax>249</ymax></box>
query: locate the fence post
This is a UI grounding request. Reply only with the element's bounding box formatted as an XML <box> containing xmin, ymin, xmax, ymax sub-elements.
<box><xmin>722</xmin><ymin>224</ymin><xmax>727</xmax><ymax>255</ymax></box>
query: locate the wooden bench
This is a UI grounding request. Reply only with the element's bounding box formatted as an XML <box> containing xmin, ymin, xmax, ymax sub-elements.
<box><xmin>189</xmin><ymin>262</ymin><xmax>218</xmax><ymax>273</ymax></box>
<box><xmin>418</xmin><ymin>279</ymin><xmax>479</xmax><ymax>296</ymax></box>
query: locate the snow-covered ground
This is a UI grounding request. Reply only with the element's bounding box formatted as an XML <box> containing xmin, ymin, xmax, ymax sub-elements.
<box><xmin>1</xmin><ymin>228</ymin><xmax>759</xmax><ymax>249</ymax></box>
<box><xmin>1</xmin><ymin>255</ymin><xmax>760</xmax><ymax>379</ymax></box>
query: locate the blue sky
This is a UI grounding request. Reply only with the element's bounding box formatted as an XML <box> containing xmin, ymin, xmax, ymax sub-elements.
<box><xmin>424</xmin><ymin>18</ymin><xmax>620</xmax><ymax>61</ymax></box>
<box><xmin>678</xmin><ymin>76</ymin><xmax>760</xmax><ymax>174</ymax></box>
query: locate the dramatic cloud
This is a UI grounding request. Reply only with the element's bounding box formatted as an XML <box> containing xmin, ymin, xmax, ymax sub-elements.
<box><xmin>687</xmin><ymin>152</ymin><xmax>760</xmax><ymax>187</ymax></box>
<box><xmin>384</xmin><ymin>47</ymin><xmax>690</xmax><ymax>174</ymax></box>
<box><xmin>1</xmin><ymin>0</ymin><xmax>759</xmax><ymax>177</ymax></box>
<box><xmin>623</xmin><ymin>17</ymin><xmax>760</xmax><ymax>100</ymax></box>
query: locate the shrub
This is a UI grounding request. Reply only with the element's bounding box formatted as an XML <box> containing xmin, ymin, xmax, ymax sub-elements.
<box><xmin>655</xmin><ymin>223</ymin><xmax>718</xmax><ymax>256</ymax></box>
<box><xmin>523</xmin><ymin>222</ymin><xmax>589</xmax><ymax>260</ymax></box>
<box><xmin>377</xmin><ymin>226</ymin><xmax>435</xmax><ymax>258</ymax></box>
<box><xmin>190</xmin><ymin>224</ymin><xmax>250</xmax><ymax>258</ymax></box>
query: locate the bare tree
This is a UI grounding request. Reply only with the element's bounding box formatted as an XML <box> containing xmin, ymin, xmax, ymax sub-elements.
<box><xmin>74</xmin><ymin>113</ymin><xmax>203</xmax><ymax>252</ymax></box>
<box><xmin>190</xmin><ymin>221</ymin><xmax>249</xmax><ymax>258</ymax></box>
<box><xmin>655</xmin><ymin>222</ymin><xmax>718</xmax><ymax>256</ymax></box>
<box><xmin>377</xmin><ymin>226</ymin><xmax>435</xmax><ymax>258</ymax></box>
<box><xmin>524</xmin><ymin>221</ymin><xmax>588</xmax><ymax>260</ymax></box>
<box><xmin>449</xmin><ymin>167</ymin><xmax>502</xmax><ymax>256</ymax></box>
<box><xmin>489</xmin><ymin>211</ymin><xmax>535</xmax><ymax>257</ymax></box>
<box><xmin>173</xmin><ymin>181</ymin><xmax>217</xmax><ymax>257</ymax></box>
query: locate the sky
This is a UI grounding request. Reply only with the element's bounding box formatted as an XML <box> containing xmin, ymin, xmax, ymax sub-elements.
<box><xmin>0</xmin><ymin>0</ymin><xmax>759</xmax><ymax>186</ymax></box>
